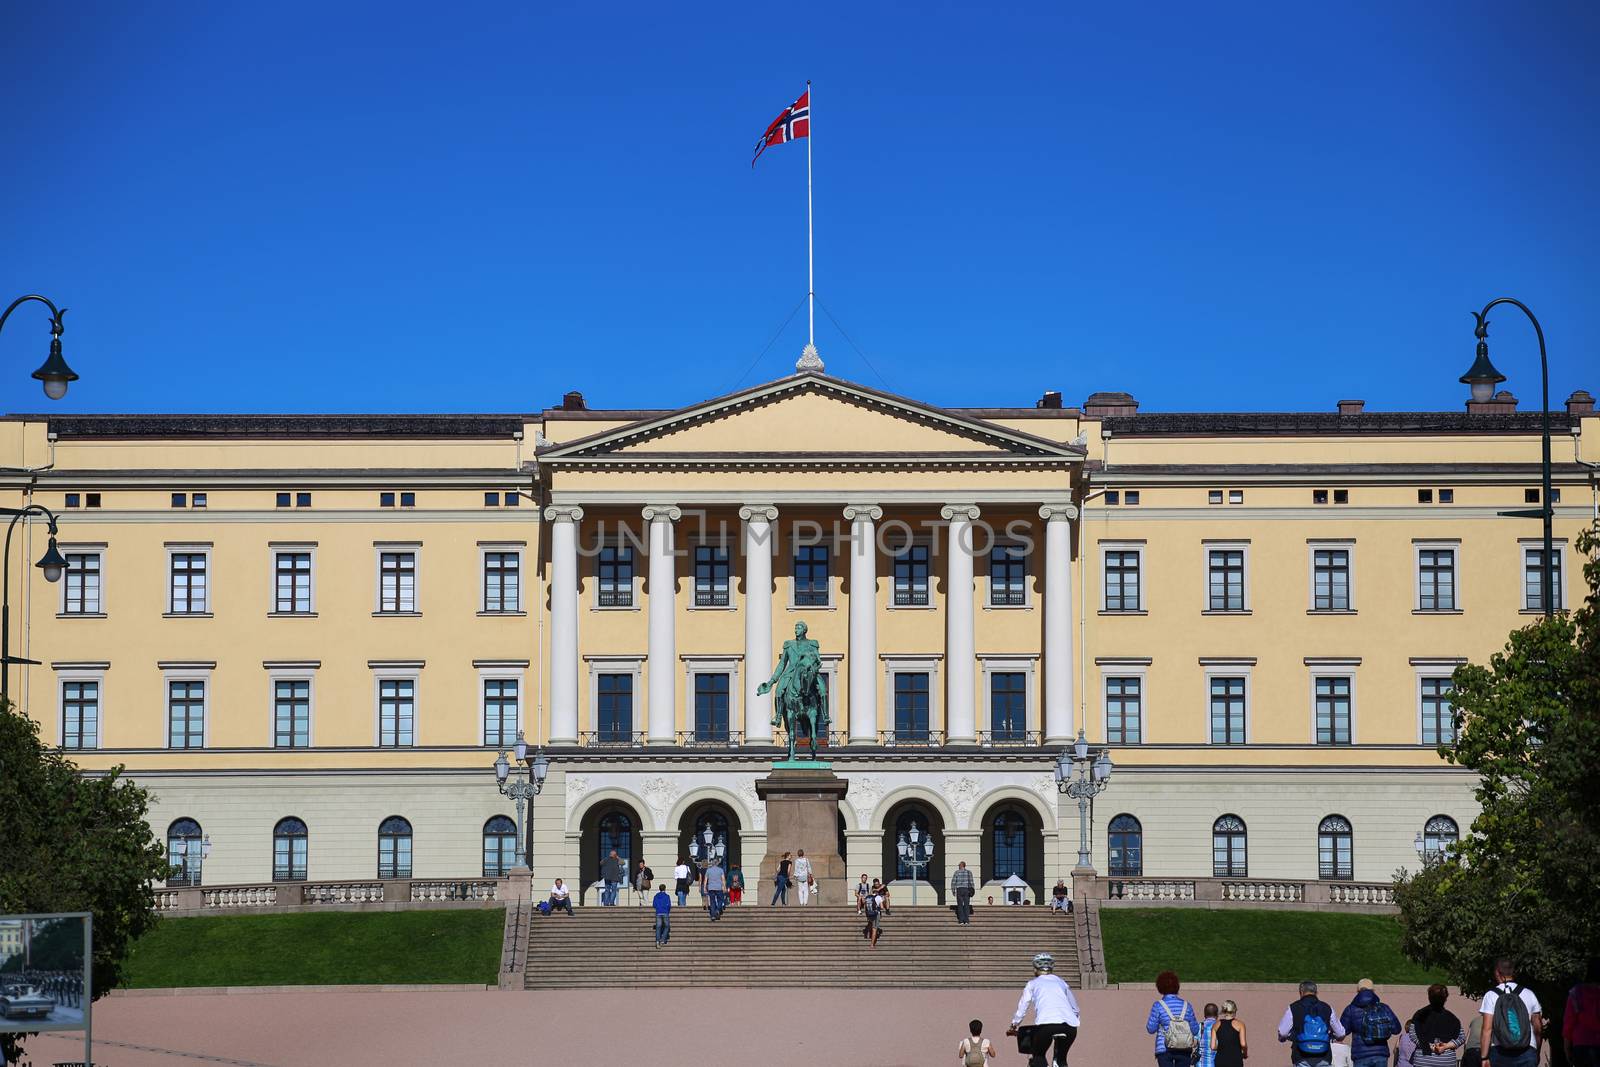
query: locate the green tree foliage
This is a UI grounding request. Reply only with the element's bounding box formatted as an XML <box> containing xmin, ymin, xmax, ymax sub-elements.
<box><xmin>1396</xmin><ymin>525</ymin><xmax>1600</xmax><ymax>1005</ymax></box>
<box><xmin>0</xmin><ymin>699</ymin><xmax>169</xmax><ymax>1062</ymax></box>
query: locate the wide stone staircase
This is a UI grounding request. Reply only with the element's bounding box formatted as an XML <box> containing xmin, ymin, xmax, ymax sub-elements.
<box><xmin>524</xmin><ymin>903</ymin><xmax>1079</xmax><ymax>988</ymax></box>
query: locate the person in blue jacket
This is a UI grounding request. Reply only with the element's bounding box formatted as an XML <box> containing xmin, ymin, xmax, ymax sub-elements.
<box><xmin>1339</xmin><ymin>979</ymin><xmax>1402</xmax><ymax>1067</ymax></box>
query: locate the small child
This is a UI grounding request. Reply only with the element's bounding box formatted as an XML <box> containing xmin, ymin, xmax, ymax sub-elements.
<box><xmin>1197</xmin><ymin>1002</ymin><xmax>1220</xmax><ymax>1067</ymax></box>
<box><xmin>958</xmin><ymin>1019</ymin><xmax>995</xmax><ymax>1065</ymax></box>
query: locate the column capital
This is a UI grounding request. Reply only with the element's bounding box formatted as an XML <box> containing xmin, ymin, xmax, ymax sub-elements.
<box><xmin>1039</xmin><ymin>502</ymin><xmax>1079</xmax><ymax>522</ymax></box>
<box><xmin>843</xmin><ymin>503</ymin><xmax>883</xmax><ymax>522</ymax></box>
<box><xmin>543</xmin><ymin>504</ymin><xmax>585</xmax><ymax>523</ymax></box>
<box><xmin>939</xmin><ymin>503</ymin><xmax>982</xmax><ymax>522</ymax></box>
<box><xmin>641</xmin><ymin>504</ymin><xmax>682</xmax><ymax>523</ymax></box>
<box><xmin>738</xmin><ymin>504</ymin><xmax>779</xmax><ymax>523</ymax></box>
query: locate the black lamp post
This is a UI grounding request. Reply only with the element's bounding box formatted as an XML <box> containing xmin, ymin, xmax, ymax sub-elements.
<box><xmin>0</xmin><ymin>295</ymin><xmax>79</xmax><ymax>400</ymax></box>
<box><xmin>1461</xmin><ymin>298</ymin><xmax>1555</xmax><ymax>618</ymax></box>
<box><xmin>1</xmin><ymin>505</ymin><xmax>68</xmax><ymax>702</ymax></box>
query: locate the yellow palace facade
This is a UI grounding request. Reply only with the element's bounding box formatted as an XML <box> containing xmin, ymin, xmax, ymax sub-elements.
<box><xmin>4</xmin><ymin>367</ymin><xmax>1595</xmax><ymax>903</ymax></box>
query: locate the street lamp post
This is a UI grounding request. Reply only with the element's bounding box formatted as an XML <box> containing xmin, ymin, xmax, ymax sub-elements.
<box><xmin>187</xmin><ymin>834</ymin><xmax>212</xmax><ymax>887</ymax></box>
<box><xmin>1055</xmin><ymin>729</ymin><xmax>1114</xmax><ymax>870</ymax></box>
<box><xmin>494</xmin><ymin>730</ymin><xmax>549</xmax><ymax>870</ymax></box>
<box><xmin>0</xmin><ymin>294</ymin><xmax>80</xmax><ymax>400</ymax></box>
<box><xmin>894</xmin><ymin>820</ymin><xmax>936</xmax><ymax>905</ymax></box>
<box><xmin>1</xmin><ymin>505</ymin><xmax>69</xmax><ymax>703</ymax></box>
<box><xmin>1461</xmin><ymin>298</ymin><xmax>1556</xmax><ymax>618</ymax></box>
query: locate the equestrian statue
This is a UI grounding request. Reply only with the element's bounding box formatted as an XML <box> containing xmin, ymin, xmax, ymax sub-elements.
<box><xmin>756</xmin><ymin>620</ymin><xmax>829</xmax><ymax>762</ymax></box>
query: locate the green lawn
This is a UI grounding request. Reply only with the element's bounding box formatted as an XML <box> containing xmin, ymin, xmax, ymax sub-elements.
<box><xmin>122</xmin><ymin>909</ymin><xmax>504</xmax><ymax>988</ymax></box>
<box><xmin>1100</xmin><ymin>908</ymin><xmax>1445</xmax><ymax>986</ymax></box>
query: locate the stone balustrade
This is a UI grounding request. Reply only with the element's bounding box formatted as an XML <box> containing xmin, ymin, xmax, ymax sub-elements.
<box><xmin>1106</xmin><ymin>879</ymin><xmax>1197</xmax><ymax>900</ymax></box>
<box><xmin>147</xmin><ymin>875</ymin><xmax>521</xmax><ymax>915</ymax></box>
<box><xmin>302</xmin><ymin>882</ymin><xmax>386</xmax><ymax>905</ymax></box>
<box><xmin>1088</xmin><ymin>875</ymin><xmax>1396</xmax><ymax>912</ymax></box>
<box><xmin>1221</xmin><ymin>880</ymin><xmax>1305</xmax><ymax>903</ymax></box>
<box><xmin>205</xmin><ymin>885</ymin><xmax>280</xmax><ymax>908</ymax></box>
<box><xmin>409</xmin><ymin>880</ymin><xmax>499</xmax><ymax>902</ymax></box>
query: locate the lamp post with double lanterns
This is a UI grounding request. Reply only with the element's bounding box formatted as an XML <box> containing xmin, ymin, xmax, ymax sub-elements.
<box><xmin>494</xmin><ymin>730</ymin><xmax>549</xmax><ymax>871</ymax></box>
<box><xmin>1</xmin><ymin>505</ymin><xmax>69</xmax><ymax>702</ymax></box>
<box><xmin>895</xmin><ymin>819</ymin><xmax>936</xmax><ymax>905</ymax></box>
<box><xmin>0</xmin><ymin>294</ymin><xmax>80</xmax><ymax>400</ymax></box>
<box><xmin>1055</xmin><ymin>729</ymin><xmax>1114</xmax><ymax>870</ymax></box>
<box><xmin>1460</xmin><ymin>297</ymin><xmax>1557</xmax><ymax>618</ymax></box>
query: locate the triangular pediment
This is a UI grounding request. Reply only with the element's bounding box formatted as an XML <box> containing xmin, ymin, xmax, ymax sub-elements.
<box><xmin>539</xmin><ymin>373</ymin><xmax>1083</xmax><ymax>466</ymax></box>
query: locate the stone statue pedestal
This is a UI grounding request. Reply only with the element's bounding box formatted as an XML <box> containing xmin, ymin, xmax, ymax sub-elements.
<box><xmin>755</xmin><ymin>768</ymin><xmax>848</xmax><ymax>906</ymax></box>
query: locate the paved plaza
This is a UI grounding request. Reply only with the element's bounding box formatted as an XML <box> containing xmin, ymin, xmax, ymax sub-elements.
<box><xmin>24</xmin><ymin>983</ymin><xmax>1459</xmax><ymax>1066</ymax></box>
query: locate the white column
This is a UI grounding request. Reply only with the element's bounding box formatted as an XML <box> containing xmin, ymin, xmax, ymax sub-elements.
<box><xmin>843</xmin><ymin>504</ymin><xmax>882</xmax><ymax>743</ymax></box>
<box><xmin>740</xmin><ymin>504</ymin><xmax>778</xmax><ymax>743</ymax></box>
<box><xmin>543</xmin><ymin>505</ymin><xmax>584</xmax><ymax>745</ymax></box>
<box><xmin>940</xmin><ymin>504</ymin><xmax>980</xmax><ymax>743</ymax></box>
<box><xmin>642</xmin><ymin>504</ymin><xmax>681</xmax><ymax>745</ymax></box>
<box><xmin>1040</xmin><ymin>502</ymin><xmax>1078</xmax><ymax>743</ymax></box>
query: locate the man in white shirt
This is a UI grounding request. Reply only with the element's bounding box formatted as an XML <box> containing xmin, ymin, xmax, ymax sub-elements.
<box><xmin>1479</xmin><ymin>958</ymin><xmax>1543</xmax><ymax>1067</ymax></box>
<box><xmin>1006</xmin><ymin>952</ymin><xmax>1081</xmax><ymax>1067</ymax></box>
<box><xmin>547</xmin><ymin>877</ymin><xmax>573</xmax><ymax>915</ymax></box>
<box><xmin>672</xmin><ymin>859</ymin><xmax>691</xmax><ymax>907</ymax></box>
<box><xmin>795</xmin><ymin>849</ymin><xmax>814</xmax><ymax>904</ymax></box>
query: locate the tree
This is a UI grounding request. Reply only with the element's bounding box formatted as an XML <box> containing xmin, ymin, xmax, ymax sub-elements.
<box><xmin>0</xmin><ymin>698</ymin><xmax>170</xmax><ymax>1063</ymax></box>
<box><xmin>1396</xmin><ymin>524</ymin><xmax>1600</xmax><ymax>1058</ymax></box>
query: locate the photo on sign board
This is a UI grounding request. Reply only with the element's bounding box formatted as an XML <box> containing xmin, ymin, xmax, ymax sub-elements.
<box><xmin>0</xmin><ymin>914</ymin><xmax>90</xmax><ymax>1033</ymax></box>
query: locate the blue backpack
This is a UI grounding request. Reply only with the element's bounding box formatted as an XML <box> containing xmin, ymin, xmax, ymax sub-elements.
<box><xmin>1293</xmin><ymin>1001</ymin><xmax>1332</xmax><ymax>1057</ymax></box>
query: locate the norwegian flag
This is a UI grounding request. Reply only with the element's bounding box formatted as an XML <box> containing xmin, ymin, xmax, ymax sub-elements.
<box><xmin>751</xmin><ymin>88</ymin><xmax>809</xmax><ymax>166</ymax></box>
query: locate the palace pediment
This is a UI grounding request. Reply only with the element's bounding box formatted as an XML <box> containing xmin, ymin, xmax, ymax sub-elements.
<box><xmin>538</xmin><ymin>372</ymin><xmax>1083</xmax><ymax>468</ymax></box>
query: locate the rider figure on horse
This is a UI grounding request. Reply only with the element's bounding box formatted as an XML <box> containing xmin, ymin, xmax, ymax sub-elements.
<box><xmin>756</xmin><ymin>620</ymin><xmax>829</xmax><ymax>761</ymax></box>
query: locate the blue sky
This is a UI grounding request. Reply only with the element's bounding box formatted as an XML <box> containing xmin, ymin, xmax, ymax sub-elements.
<box><xmin>2</xmin><ymin>2</ymin><xmax>1595</xmax><ymax>415</ymax></box>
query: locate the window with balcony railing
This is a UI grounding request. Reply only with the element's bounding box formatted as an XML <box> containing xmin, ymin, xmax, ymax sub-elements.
<box><xmin>892</xmin><ymin>544</ymin><xmax>930</xmax><ymax>606</ymax></box>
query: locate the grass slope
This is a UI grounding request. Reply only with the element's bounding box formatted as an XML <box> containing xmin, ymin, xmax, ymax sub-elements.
<box><xmin>1100</xmin><ymin>908</ymin><xmax>1444</xmax><ymax>985</ymax></box>
<box><xmin>122</xmin><ymin>909</ymin><xmax>504</xmax><ymax>988</ymax></box>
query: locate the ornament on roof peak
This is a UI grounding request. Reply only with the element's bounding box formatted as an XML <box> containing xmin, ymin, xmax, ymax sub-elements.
<box><xmin>795</xmin><ymin>343</ymin><xmax>824</xmax><ymax>373</ymax></box>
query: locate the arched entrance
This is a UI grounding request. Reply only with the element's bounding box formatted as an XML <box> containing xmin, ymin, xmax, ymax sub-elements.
<box><xmin>978</xmin><ymin>800</ymin><xmax>1044</xmax><ymax>901</ymax></box>
<box><xmin>881</xmin><ymin>799</ymin><xmax>945</xmax><ymax>904</ymax></box>
<box><xmin>678</xmin><ymin>799</ymin><xmax>742</xmax><ymax>880</ymax></box>
<box><xmin>579</xmin><ymin>800</ymin><xmax>644</xmax><ymax>904</ymax></box>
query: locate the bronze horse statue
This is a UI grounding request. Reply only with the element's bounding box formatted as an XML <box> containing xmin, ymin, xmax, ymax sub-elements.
<box><xmin>756</xmin><ymin>620</ymin><xmax>829</xmax><ymax>761</ymax></box>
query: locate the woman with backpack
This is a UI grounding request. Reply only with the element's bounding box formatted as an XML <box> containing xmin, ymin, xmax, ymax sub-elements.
<box><xmin>1145</xmin><ymin>970</ymin><xmax>1201</xmax><ymax>1067</ymax></box>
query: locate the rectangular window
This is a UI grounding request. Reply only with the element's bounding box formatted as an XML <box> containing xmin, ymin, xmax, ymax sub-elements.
<box><xmin>274</xmin><ymin>552</ymin><xmax>313</xmax><ymax>613</ymax></box>
<box><xmin>1124</xmin><ymin>491</ymin><xmax>1141</xmax><ymax>506</ymax></box>
<box><xmin>1418</xmin><ymin>548</ymin><xmax>1456</xmax><ymax>611</ymax></box>
<box><xmin>1312</xmin><ymin>548</ymin><xmax>1350</xmax><ymax>611</ymax></box>
<box><xmin>1420</xmin><ymin>677</ymin><xmax>1456</xmax><ymax>745</ymax></box>
<box><xmin>1104</xmin><ymin>550</ymin><xmax>1141</xmax><ymax>611</ymax></box>
<box><xmin>1207</xmin><ymin>549</ymin><xmax>1246</xmax><ymax>611</ymax></box>
<box><xmin>793</xmin><ymin>544</ymin><xmax>830</xmax><ymax>607</ymax></box>
<box><xmin>378</xmin><ymin>551</ymin><xmax>416</xmax><ymax>613</ymax></box>
<box><xmin>892</xmin><ymin>544</ymin><xmax>930</xmax><ymax>606</ymax></box>
<box><xmin>1417</xmin><ymin>489</ymin><xmax>1433</xmax><ymax>504</ymax></box>
<box><xmin>378</xmin><ymin>832</ymin><xmax>412</xmax><ymax>879</ymax></box>
<box><xmin>378</xmin><ymin>678</ymin><xmax>415</xmax><ymax>747</ymax></box>
<box><xmin>400</xmin><ymin>491</ymin><xmax>415</xmax><ymax>507</ymax></box>
<box><xmin>484</xmin><ymin>551</ymin><xmax>521</xmax><ymax>612</ymax></box>
<box><xmin>693</xmin><ymin>545</ymin><xmax>730</xmax><ymax>607</ymax></box>
<box><xmin>1209</xmin><ymin>677</ymin><xmax>1247</xmax><ymax>744</ymax></box>
<box><xmin>1313</xmin><ymin>489</ymin><xmax>1329</xmax><ymax>505</ymax></box>
<box><xmin>62</xmin><ymin>552</ymin><xmax>102</xmax><ymax>614</ymax></box>
<box><xmin>989</xmin><ymin>543</ymin><xmax>1026</xmax><ymax>606</ymax></box>
<box><xmin>1228</xmin><ymin>490</ymin><xmax>1244</xmax><ymax>504</ymax></box>
<box><xmin>503</xmin><ymin>492</ymin><xmax>519</xmax><ymax>507</ymax></box>
<box><xmin>273</xmin><ymin>680</ymin><xmax>311</xmax><ymax>748</ymax></box>
<box><xmin>1333</xmin><ymin>489</ymin><xmax>1348</xmax><ymax>504</ymax></box>
<box><xmin>597</xmin><ymin>545</ymin><xmax>635</xmax><ymax>608</ymax></box>
<box><xmin>693</xmin><ymin>672</ymin><xmax>730</xmax><ymax>742</ymax></box>
<box><xmin>1439</xmin><ymin>488</ymin><xmax>1454</xmax><ymax>503</ymax></box>
<box><xmin>274</xmin><ymin>834</ymin><xmax>307</xmax><ymax>882</ymax></box>
<box><xmin>596</xmin><ymin>673</ymin><xmax>633</xmax><ymax>742</ymax></box>
<box><xmin>169</xmin><ymin>552</ymin><xmax>208</xmax><ymax>614</ymax></box>
<box><xmin>1314</xmin><ymin>676</ymin><xmax>1352</xmax><ymax>745</ymax></box>
<box><xmin>380</xmin><ymin>492</ymin><xmax>395</xmax><ymax>507</ymax></box>
<box><xmin>1105</xmin><ymin>677</ymin><xmax>1142</xmax><ymax>744</ymax></box>
<box><xmin>86</xmin><ymin>493</ymin><xmax>101</xmax><ymax>508</ymax></box>
<box><xmin>192</xmin><ymin>492</ymin><xmax>206</xmax><ymax>508</ymax></box>
<box><xmin>295</xmin><ymin>492</ymin><xmax>311</xmax><ymax>508</ymax></box>
<box><xmin>167</xmin><ymin>680</ymin><xmax>205</xmax><ymax>749</ymax></box>
<box><xmin>484</xmin><ymin>492</ymin><xmax>499</xmax><ymax>507</ymax></box>
<box><xmin>990</xmin><ymin>672</ymin><xmax>1027</xmax><ymax>740</ymax></box>
<box><xmin>64</xmin><ymin>493</ymin><xmax>80</xmax><ymax>508</ymax></box>
<box><xmin>1523</xmin><ymin>546</ymin><xmax>1564</xmax><ymax>611</ymax></box>
<box><xmin>1208</xmin><ymin>490</ymin><xmax>1223</xmax><ymax>505</ymax></box>
<box><xmin>483</xmin><ymin>678</ymin><xmax>518</xmax><ymax>747</ymax></box>
<box><xmin>276</xmin><ymin>492</ymin><xmax>290</xmax><ymax>508</ymax></box>
<box><xmin>893</xmin><ymin>672</ymin><xmax>930</xmax><ymax>741</ymax></box>
<box><xmin>62</xmin><ymin>680</ymin><xmax>100</xmax><ymax>749</ymax></box>
<box><xmin>171</xmin><ymin>493</ymin><xmax>186</xmax><ymax>508</ymax></box>
<box><xmin>1105</xmin><ymin>491</ymin><xmax>1120</xmax><ymax>506</ymax></box>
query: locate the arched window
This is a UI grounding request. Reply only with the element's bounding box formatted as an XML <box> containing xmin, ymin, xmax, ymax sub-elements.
<box><xmin>273</xmin><ymin>817</ymin><xmax>308</xmax><ymax>882</ymax></box>
<box><xmin>1318</xmin><ymin>815</ymin><xmax>1353</xmax><ymax>880</ymax></box>
<box><xmin>989</xmin><ymin>810</ymin><xmax>1027</xmax><ymax>882</ymax></box>
<box><xmin>166</xmin><ymin>818</ymin><xmax>204</xmax><ymax>887</ymax></box>
<box><xmin>1422</xmin><ymin>814</ymin><xmax>1458</xmax><ymax>859</ymax></box>
<box><xmin>894</xmin><ymin>810</ymin><xmax>937</xmax><ymax>881</ymax></box>
<box><xmin>599</xmin><ymin>810</ymin><xmax>635</xmax><ymax>876</ymax></box>
<box><xmin>483</xmin><ymin>816</ymin><xmax>518</xmax><ymax>878</ymax></box>
<box><xmin>1108</xmin><ymin>814</ymin><xmax>1143</xmax><ymax>877</ymax></box>
<box><xmin>377</xmin><ymin>816</ymin><xmax>413</xmax><ymax>879</ymax></box>
<box><xmin>1212</xmin><ymin>814</ymin><xmax>1247</xmax><ymax>877</ymax></box>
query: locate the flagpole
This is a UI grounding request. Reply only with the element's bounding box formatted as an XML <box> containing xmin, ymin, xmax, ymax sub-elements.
<box><xmin>806</xmin><ymin>79</ymin><xmax>814</xmax><ymax>350</ymax></box>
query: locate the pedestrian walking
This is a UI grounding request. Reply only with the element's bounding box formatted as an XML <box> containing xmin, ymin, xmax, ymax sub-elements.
<box><xmin>1195</xmin><ymin>1003</ymin><xmax>1219</xmax><ymax>1067</ymax></box>
<box><xmin>1479</xmin><ymin>958</ymin><xmax>1543</xmax><ymax>1067</ymax></box>
<box><xmin>1339</xmin><ymin>979</ymin><xmax>1402</xmax><ymax>1067</ymax></box>
<box><xmin>547</xmin><ymin>877</ymin><xmax>574</xmax><ymax>915</ymax></box>
<box><xmin>633</xmin><ymin>860</ymin><xmax>653</xmax><ymax>903</ymax></box>
<box><xmin>652</xmin><ymin>883</ymin><xmax>671</xmax><ymax>947</ymax></box>
<box><xmin>1146</xmin><ymin>970</ymin><xmax>1200</xmax><ymax>1067</ymax></box>
<box><xmin>856</xmin><ymin>873</ymin><xmax>872</xmax><ymax>914</ymax></box>
<box><xmin>958</xmin><ymin>1018</ymin><xmax>997</xmax><ymax>1065</ymax></box>
<box><xmin>1277</xmin><ymin>980</ymin><xmax>1347</xmax><ymax>1067</ymax></box>
<box><xmin>600</xmin><ymin>848</ymin><xmax>625</xmax><ymax>907</ymax></box>
<box><xmin>1006</xmin><ymin>952</ymin><xmax>1080</xmax><ymax>1067</ymax></box>
<box><xmin>696</xmin><ymin>861</ymin><xmax>709</xmax><ymax>909</ymax></box>
<box><xmin>705</xmin><ymin>859</ymin><xmax>727</xmax><ymax>920</ymax></box>
<box><xmin>1213</xmin><ymin>1000</ymin><xmax>1247</xmax><ymax>1067</ymax></box>
<box><xmin>951</xmin><ymin>860</ymin><xmax>976</xmax><ymax>925</ymax></box>
<box><xmin>862</xmin><ymin>888</ymin><xmax>884</xmax><ymax>947</ymax></box>
<box><xmin>1565</xmin><ymin>960</ymin><xmax>1600</xmax><ymax>1067</ymax></box>
<box><xmin>795</xmin><ymin>849</ymin><xmax>814</xmax><ymax>904</ymax></box>
<box><xmin>1401</xmin><ymin>984</ymin><xmax>1466</xmax><ymax>1067</ymax></box>
<box><xmin>771</xmin><ymin>850</ymin><xmax>792</xmax><ymax>905</ymax></box>
<box><xmin>728</xmin><ymin>864</ymin><xmax>745</xmax><ymax>906</ymax></box>
<box><xmin>673</xmin><ymin>857</ymin><xmax>691</xmax><ymax>907</ymax></box>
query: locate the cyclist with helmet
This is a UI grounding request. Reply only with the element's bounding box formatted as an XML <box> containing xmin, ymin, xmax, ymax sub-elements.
<box><xmin>1007</xmin><ymin>951</ymin><xmax>1082</xmax><ymax>1067</ymax></box>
